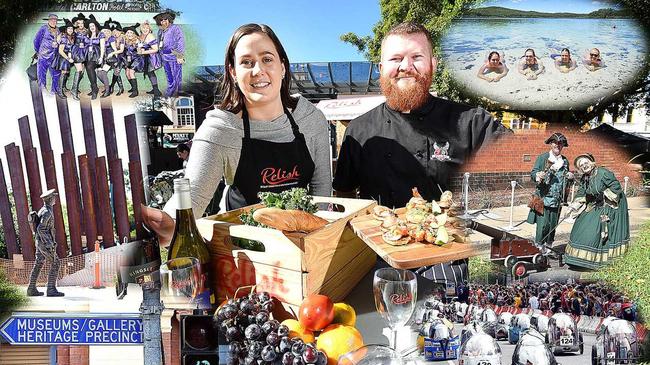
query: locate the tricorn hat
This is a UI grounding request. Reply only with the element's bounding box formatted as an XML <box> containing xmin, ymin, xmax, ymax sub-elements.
<box><xmin>153</xmin><ymin>9</ymin><xmax>176</xmax><ymax>25</ymax></box>
<box><xmin>40</xmin><ymin>189</ymin><xmax>59</xmax><ymax>199</ymax></box>
<box><xmin>574</xmin><ymin>153</ymin><xmax>595</xmax><ymax>169</ymax></box>
<box><xmin>58</xmin><ymin>18</ymin><xmax>74</xmax><ymax>33</ymax></box>
<box><xmin>71</xmin><ymin>13</ymin><xmax>86</xmax><ymax>24</ymax></box>
<box><xmin>544</xmin><ymin>132</ymin><xmax>568</xmax><ymax>147</ymax></box>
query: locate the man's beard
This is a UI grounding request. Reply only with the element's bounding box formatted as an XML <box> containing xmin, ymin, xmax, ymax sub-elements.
<box><xmin>380</xmin><ymin>70</ymin><xmax>432</xmax><ymax>112</ymax></box>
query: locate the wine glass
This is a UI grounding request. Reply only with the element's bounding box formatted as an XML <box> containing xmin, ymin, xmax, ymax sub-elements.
<box><xmin>160</xmin><ymin>257</ymin><xmax>200</xmax><ymax>305</ymax></box>
<box><xmin>338</xmin><ymin>344</ymin><xmax>404</xmax><ymax>365</ymax></box>
<box><xmin>373</xmin><ymin>268</ymin><xmax>417</xmax><ymax>350</ymax></box>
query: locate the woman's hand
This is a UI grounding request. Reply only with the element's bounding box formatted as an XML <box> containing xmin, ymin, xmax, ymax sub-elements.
<box><xmin>141</xmin><ymin>205</ymin><xmax>175</xmax><ymax>246</ymax></box>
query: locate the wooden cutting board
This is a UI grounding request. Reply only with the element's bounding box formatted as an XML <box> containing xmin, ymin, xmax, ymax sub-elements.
<box><xmin>349</xmin><ymin>211</ymin><xmax>478</xmax><ymax>269</ymax></box>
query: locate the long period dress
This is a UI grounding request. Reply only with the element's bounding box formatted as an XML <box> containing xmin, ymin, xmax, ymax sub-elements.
<box><xmin>564</xmin><ymin>167</ymin><xmax>630</xmax><ymax>270</ymax></box>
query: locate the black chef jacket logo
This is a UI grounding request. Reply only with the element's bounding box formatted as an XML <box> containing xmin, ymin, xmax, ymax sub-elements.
<box><xmin>261</xmin><ymin>166</ymin><xmax>301</xmax><ymax>186</ymax></box>
<box><xmin>431</xmin><ymin>141</ymin><xmax>451</xmax><ymax>161</ymax></box>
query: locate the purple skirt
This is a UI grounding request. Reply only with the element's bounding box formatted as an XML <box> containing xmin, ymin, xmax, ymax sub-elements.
<box><xmin>145</xmin><ymin>53</ymin><xmax>162</xmax><ymax>72</ymax></box>
<box><xmin>71</xmin><ymin>46</ymin><xmax>87</xmax><ymax>64</ymax></box>
<box><xmin>51</xmin><ymin>53</ymin><xmax>72</xmax><ymax>71</ymax></box>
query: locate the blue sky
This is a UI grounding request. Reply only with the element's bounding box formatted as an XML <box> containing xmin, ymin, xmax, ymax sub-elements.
<box><xmin>163</xmin><ymin>0</ymin><xmax>381</xmax><ymax>65</ymax></box>
<box><xmin>483</xmin><ymin>0</ymin><xmax>620</xmax><ymax>13</ymax></box>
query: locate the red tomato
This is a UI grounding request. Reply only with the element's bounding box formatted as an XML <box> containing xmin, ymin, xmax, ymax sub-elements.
<box><xmin>299</xmin><ymin>294</ymin><xmax>335</xmax><ymax>331</ymax></box>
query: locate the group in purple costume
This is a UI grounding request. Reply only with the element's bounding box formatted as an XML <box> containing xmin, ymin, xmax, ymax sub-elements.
<box><xmin>33</xmin><ymin>9</ymin><xmax>183</xmax><ymax>99</ymax></box>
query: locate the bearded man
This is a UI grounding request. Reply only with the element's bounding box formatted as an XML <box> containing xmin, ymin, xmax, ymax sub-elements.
<box><xmin>333</xmin><ymin>22</ymin><xmax>506</xmax><ymax>284</ymax></box>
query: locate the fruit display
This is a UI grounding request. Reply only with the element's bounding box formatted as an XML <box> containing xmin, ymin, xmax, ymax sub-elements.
<box><xmin>374</xmin><ymin>188</ymin><xmax>467</xmax><ymax>246</ymax></box>
<box><xmin>215</xmin><ymin>290</ymin><xmax>364</xmax><ymax>365</ymax></box>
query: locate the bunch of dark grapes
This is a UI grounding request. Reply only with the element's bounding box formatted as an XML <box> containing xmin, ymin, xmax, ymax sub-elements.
<box><xmin>214</xmin><ymin>291</ymin><xmax>327</xmax><ymax>365</ymax></box>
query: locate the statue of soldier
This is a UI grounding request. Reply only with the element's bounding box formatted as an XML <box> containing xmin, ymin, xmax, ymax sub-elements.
<box><xmin>27</xmin><ymin>189</ymin><xmax>64</xmax><ymax>297</ymax></box>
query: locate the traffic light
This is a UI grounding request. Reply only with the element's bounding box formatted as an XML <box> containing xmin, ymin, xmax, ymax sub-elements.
<box><xmin>181</xmin><ymin>313</ymin><xmax>219</xmax><ymax>365</ymax></box>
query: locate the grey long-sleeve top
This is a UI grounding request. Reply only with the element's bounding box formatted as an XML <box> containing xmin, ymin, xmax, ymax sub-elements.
<box><xmin>164</xmin><ymin>96</ymin><xmax>332</xmax><ymax>217</ymax></box>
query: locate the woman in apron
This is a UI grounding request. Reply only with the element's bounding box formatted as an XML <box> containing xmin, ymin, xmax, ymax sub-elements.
<box><xmin>143</xmin><ymin>23</ymin><xmax>332</xmax><ymax>245</ymax></box>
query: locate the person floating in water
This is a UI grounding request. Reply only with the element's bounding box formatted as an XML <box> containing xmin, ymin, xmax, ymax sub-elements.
<box><xmin>477</xmin><ymin>51</ymin><xmax>508</xmax><ymax>82</ymax></box>
<box><xmin>550</xmin><ymin>48</ymin><xmax>577</xmax><ymax>73</ymax></box>
<box><xmin>583</xmin><ymin>48</ymin><xmax>605</xmax><ymax>72</ymax></box>
<box><xmin>518</xmin><ymin>48</ymin><xmax>544</xmax><ymax>80</ymax></box>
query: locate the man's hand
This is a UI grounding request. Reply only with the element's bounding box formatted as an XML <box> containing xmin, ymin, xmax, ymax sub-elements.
<box><xmin>176</xmin><ymin>57</ymin><xmax>185</xmax><ymax>65</ymax></box>
<box><xmin>535</xmin><ymin>171</ymin><xmax>546</xmax><ymax>182</ymax></box>
<box><xmin>566</xmin><ymin>171</ymin><xmax>575</xmax><ymax>180</ymax></box>
<box><xmin>141</xmin><ymin>205</ymin><xmax>175</xmax><ymax>246</ymax></box>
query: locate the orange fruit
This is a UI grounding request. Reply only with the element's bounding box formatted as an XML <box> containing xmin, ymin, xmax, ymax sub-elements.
<box><xmin>332</xmin><ymin>302</ymin><xmax>356</xmax><ymax>326</ymax></box>
<box><xmin>316</xmin><ymin>324</ymin><xmax>364</xmax><ymax>365</ymax></box>
<box><xmin>281</xmin><ymin>319</ymin><xmax>315</xmax><ymax>343</ymax></box>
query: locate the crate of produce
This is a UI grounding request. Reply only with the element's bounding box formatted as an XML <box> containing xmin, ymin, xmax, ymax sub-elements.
<box><xmin>195</xmin><ymin>195</ymin><xmax>376</xmax><ymax>311</ymax></box>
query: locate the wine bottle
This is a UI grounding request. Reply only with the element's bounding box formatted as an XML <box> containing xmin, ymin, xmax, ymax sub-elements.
<box><xmin>116</xmin><ymin>231</ymin><xmax>161</xmax><ymax>299</ymax></box>
<box><xmin>168</xmin><ymin>178</ymin><xmax>214</xmax><ymax>308</ymax></box>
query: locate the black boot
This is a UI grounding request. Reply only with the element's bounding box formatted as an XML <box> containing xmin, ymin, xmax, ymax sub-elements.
<box><xmin>61</xmin><ymin>73</ymin><xmax>70</xmax><ymax>92</ymax></box>
<box><xmin>47</xmin><ymin>287</ymin><xmax>65</xmax><ymax>297</ymax></box>
<box><xmin>127</xmin><ymin>78</ymin><xmax>134</xmax><ymax>93</ymax></box>
<box><xmin>56</xmin><ymin>84</ymin><xmax>67</xmax><ymax>99</ymax></box>
<box><xmin>46</xmin><ymin>260</ymin><xmax>64</xmax><ymax>297</ymax></box>
<box><xmin>71</xmin><ymin>71</ymin><xmax>83</xmax><ymax>100</ymax></box>
<box><xmin>27</xmin><ymin>286</ymin><xmax>44</xmax><ymax>296</ymax></box>
<box><xmin>99</xmin><ymin>71</ymin><xmax>112</xmax><ymax>98</ymax></box>
<box><xmin>115</xmin><ymin>77</ymin><xmax>124</xmax><ymax>96</ymax></box>
<box><xmin>27</xmin><ymin>262</ymin><xmax>44</xmax><ymax>296</ymax></box>
<box><xmin>128</xmin><ymin>78</ymin><xmax>138</xmax><ymax>98</ymax></box>
<box><xmin>151</xmin><ymin>83</ymin><xmax>162</xmax><ymax>98</ymax></box>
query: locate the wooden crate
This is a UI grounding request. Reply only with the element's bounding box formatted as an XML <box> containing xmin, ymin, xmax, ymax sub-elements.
<box><xmin>196</xmin><ymin>197</ymin><xmax>377</xmax><ymax>310</ymax></box>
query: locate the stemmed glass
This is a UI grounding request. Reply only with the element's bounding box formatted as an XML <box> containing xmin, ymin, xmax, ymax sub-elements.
<box><xmin>373</xmin><ymin>268</ymin><xmax>417</xmax><ymax>350</ymax></box>
<box><xmin>159</xmin><ymin>257</ymin><xmax>200</xmax><ymax>305</ymax></box>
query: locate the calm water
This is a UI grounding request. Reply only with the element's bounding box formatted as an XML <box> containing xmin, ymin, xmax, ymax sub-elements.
<box><xmin>442</xmin><ymin>18</ymin><xmax>647</xmax><ymax>60</ymax></box>
<box><xmin>440</xmin><ymin>18</ymin><xmax>648</xmax><ymax>110</ymax></box>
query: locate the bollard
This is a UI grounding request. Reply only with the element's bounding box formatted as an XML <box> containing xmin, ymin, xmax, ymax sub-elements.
<box><xmin>460</xmin><ymin>172</ymin><xmax>472</xmax><ymax>219</ymax></box>
<box><xmin>91</xmin><ymin>241</ymin><xmax>105</xmax><ymax>289</ymax></box>
<box><xmin>624</xmin><ymin>176</ymin><xmax>629</xmax><ymax>195</ymax></box>
<box><xmin>502</xmin><ymin>181</ymin><xmax>520</xmax><ymax>232</ymax></box>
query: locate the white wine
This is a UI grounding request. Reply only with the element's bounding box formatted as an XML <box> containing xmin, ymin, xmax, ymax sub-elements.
<box><xmin>168</xmin><ymin>178</ymin><xmax>213</xmax><ymax>308</ymax></box>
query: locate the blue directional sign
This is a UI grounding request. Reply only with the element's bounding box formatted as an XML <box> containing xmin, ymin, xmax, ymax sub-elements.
<box><xmin>0</xmin><ymin>313</ymin><xmax>143</xmax><ymax>345</ymax></box>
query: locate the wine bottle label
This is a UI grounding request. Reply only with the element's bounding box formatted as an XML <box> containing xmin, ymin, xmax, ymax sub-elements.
<box><xmin>194</xmin><ymin>262</ymin><xmax>214</xmax><ymax>309</ymax></box>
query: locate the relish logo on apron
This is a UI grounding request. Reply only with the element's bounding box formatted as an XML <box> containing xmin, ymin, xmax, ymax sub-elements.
<box><xmin>260</xmin><ymin>166</ymin><xmax>301</xmax><ymax>188</ymax></box>
<box><xmin>225</xmin><ymin>105</ymin><xmax>315</xmax><ymax>211</ymax></box>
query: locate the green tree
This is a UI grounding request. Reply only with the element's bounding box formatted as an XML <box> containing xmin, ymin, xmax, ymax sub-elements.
<box><xmin>340</xmin><ymin>0</ymin><xmax>484</xmax><ymax>101</ymax></box>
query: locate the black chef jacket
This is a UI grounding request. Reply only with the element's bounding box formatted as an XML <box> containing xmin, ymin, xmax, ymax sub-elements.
<box><xmin>333</xmin><ymin>94</ymin><xmax>507</xmax><ymax>208</ymax></box>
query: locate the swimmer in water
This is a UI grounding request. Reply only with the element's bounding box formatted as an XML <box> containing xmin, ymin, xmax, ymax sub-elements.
<box><xmin>518</xmin><ymin>48</ymin><xmax>545</xmax><ymax>80</ymax></box>
<box><xmin>477</xmin><ymin>51</ymin><xmax>509</xmax><ymax>82</ymax></box>
<box><xmin>583</xmin><ymin>48</ymin><xmax>604</xmax><ymax>72</ymax></box>
<box><xmin>550</xmin><ymin>48</ymin><xmax>577</xmax><ymax>73</ymax></box>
